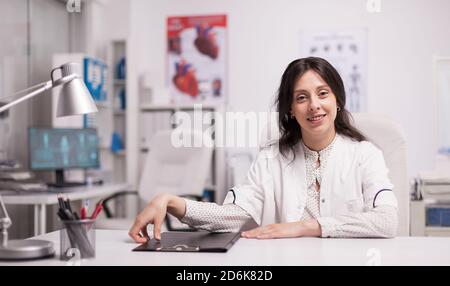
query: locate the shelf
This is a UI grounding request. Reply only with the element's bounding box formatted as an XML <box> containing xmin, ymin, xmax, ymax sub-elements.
<box><xmin>95</xmin><ymin>101</ymin><xmax>111</xmax><ymax>109</ymax></box>
<box><xmin>426</xmin><ymin>226</ymin><xmax>450</xmax><ymax>231</ymax></box>
<box><xmin>100</xmin><ymin>145</ymin><xmax>125</xmax><ymax>156</ymax></box>
<box><xmin>114</xmin><ymin>79</ymin><xmax>126</xmax><ymax>85</ymax></box>
<box><xmin>112</xmin><ymin>150</ymin><xmax>126</xmax><ymax>156</ymax></box>
<box><xmin>113</xmin><ymin>110</ymin><xmax>125</xmax><ymax>116</ymax></box>
<box><xmin>140</xmin><ymin>103</ymin><xmax>217</xmax><ymax>112</ymax></box>
<box><xmin>425</xmin><ymin>226</ymin><xmax>450</xmax><ymax>236</ymax></box>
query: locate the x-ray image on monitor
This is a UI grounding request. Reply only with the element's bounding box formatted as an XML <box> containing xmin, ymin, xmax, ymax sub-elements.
<box><xmin>28</xmin><ymin>128</ymin><xmax>99</xmax><ymax>187</ymax></box>
<box><xmin>29</xmin><ymin>128</ymin><xmax>99</xmax><ymax>170</ymax></box>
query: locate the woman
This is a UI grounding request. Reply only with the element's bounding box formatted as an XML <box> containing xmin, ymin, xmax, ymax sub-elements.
<box><xmin>129</xmin><ymin>57</ymin><xmax>399</xmax><ymax>243</ymax></box>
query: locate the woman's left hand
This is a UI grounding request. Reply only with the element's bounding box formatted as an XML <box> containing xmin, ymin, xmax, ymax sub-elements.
<box><xmin>241</xmin><ymin>219</ymin><xmax>322</xmax><ymax>239</ymax></box>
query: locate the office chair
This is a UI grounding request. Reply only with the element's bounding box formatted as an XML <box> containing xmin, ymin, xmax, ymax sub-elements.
<box><xmin>258</xmin><ymin>113</ymin><xmax>409</xmax><ymax>236</ymax></box>
<box><xmin>96</xmin><ymin>129</ymin><xmax>214</xmax><ymax>231</ymax></box>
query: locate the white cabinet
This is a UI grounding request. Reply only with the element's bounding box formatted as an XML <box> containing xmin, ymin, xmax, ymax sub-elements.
<box><xmin>410</xmin><ymin>178</ymin><xmax>450</xmax><ymax>236</ymax></box>
<box><xmin>410</xmin><ymin>200</ymin><xmax>450</xmax><ymax>236</ymax></box>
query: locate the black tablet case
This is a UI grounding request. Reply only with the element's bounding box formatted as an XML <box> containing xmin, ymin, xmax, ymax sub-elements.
<box><xmin>132</xmin><ymin>231</ymin><xmax>241</xmax><ymax>253</ymax></box>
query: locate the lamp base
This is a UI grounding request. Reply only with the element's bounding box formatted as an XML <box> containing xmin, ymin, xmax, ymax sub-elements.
<box><xmin>0</xmin><ymin>240</ymin><xmax>54</xmax><ymax>260</ymax></box>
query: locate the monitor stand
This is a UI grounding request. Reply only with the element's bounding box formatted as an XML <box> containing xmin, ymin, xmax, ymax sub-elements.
<box><xmin>48</xmin><ymin>169</ymin><xmax>86</xmax><ymax>188</ymax></box>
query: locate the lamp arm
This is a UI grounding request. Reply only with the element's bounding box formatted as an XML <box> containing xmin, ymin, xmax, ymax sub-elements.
<box><xmin>0</xmin><ymin>81</ymin><xmax>49</xmax><ymax>104</ymax></box>
<box><xmin>0</xmin><ymin>81</ymin><xmax>53</xmax><ymax>114</ymax></box>
<box><xmin>0</xmin><ymin>196</ymin><xmax>12</xmax><ymax>248</ymax></box>
<box><xmin>0</xmin><ymin>73</ymin><xmax>77</xmax><ymax>114</ymax></box>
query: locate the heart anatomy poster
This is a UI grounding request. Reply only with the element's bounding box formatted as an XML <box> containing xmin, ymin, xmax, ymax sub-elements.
<box><xmin>167</xmin><ymin>15</ymin><xmax>227</xmax><ymax>105</ymax></box>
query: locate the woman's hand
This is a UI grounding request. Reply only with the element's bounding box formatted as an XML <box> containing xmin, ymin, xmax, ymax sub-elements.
<box><xmin>241</xmin><ymin>219</ymin><xmax>322</xmax><ymax>239</ymax></box>
<box><xmin>128</xmin><ymin>194</ymin><xmax>186</xmax><ymax>243</ymax></box>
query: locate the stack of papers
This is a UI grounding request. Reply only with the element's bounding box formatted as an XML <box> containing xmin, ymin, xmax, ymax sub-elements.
<box><xmin>0</xmin><ymin>159</ymin><xmax>48</xmax><ymax>192</ymax></box>
<box><xmin>0</xmin><ymin>179</ymin><xmax>48</xmax><ymax>192</ymax></box>
<box><xmin>419</xmin><ymin>173</ymin><xmax>450</xmax><ymax>184</ymax></box>
<box><xmin>417</xmin><ymin>171</ymin><xmax>450</xmax><ymax>199</ymax></box>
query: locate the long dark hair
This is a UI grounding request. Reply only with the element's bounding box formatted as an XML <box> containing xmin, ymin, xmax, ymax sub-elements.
<box><xmin>275</xmin><ymin>57</ymin><xmax>366</xmax><ymax>158</ymax></box>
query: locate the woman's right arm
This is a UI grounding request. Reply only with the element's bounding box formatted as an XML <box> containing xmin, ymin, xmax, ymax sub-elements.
<box><xmin>129</xmin><ymin>147</ymin><xmax>273</xmax><ymax>243</ymax></box>
<box><xmin>180</xmin><ymin>199</ymin><xmax>251</xmax><ymax>232</ymax></box>
<box><xmin>128</xmin><ymin>193</ymin><xmax>251</xmax><ymax>243</ymax></box>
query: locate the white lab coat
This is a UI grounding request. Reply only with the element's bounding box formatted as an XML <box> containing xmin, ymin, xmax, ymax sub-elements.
<box><xmin>223</xmin><ymin>134</ymin><xmax>398</xmax><ymax>226</ymax></box>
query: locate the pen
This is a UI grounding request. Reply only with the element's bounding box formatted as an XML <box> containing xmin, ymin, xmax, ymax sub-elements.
<box><xmin>65</xmin><ymin>197</ymin><xmax>73</xmax><ymax>213</ymax></box>
<box><xmin>57</xmin><ymin>209</ymin><xmax>69</xmax><ymax>220</ymax></box>
<box><xmin>80</xmin><ymin>200</ymin><xmax>89</xmax><ymax>219</ymax></box>
<box><xmin>63</xmin><ymin>209</ymin><xmax>74</xmax><ymax>220</ymax></box>
<box><xmin>90</xmin><ymin>200</ymin><xmax>104</xmax><ymax>220</ymax></box>
<box><xmin>57</xmin><ymin>194</ymin><xmax>65</xmax><ymax>210</ymax></box>
<box><xmin>80</xmin><ymin>206</ymin><xmax>87</xmax><ymax>219</ymax></box>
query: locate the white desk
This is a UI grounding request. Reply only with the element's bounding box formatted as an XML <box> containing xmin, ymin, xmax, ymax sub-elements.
<box><xmin>3</xmin><ymin>230</ymin><xmax>450</xmax><ymax>265</ymax></box>
<box><xmin>1</xmin><ymin>183</ymin><xmax>130</xmax><ymax>236</ymax></box>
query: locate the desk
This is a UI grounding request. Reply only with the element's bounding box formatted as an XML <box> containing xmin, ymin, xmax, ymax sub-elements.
<box><xmin>2</xmin><ymin>230</ymin><xmax>450</xmax><ymax>265</ymax></box>
<box><xmin>1</xmin><ymin>183</ymin><xmax>130</xmax><ymax>236</ymax></box>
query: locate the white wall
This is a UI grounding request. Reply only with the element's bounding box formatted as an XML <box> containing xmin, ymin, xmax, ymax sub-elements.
<box><xmin>30</xmin><ymin>0</ymin><xmax>70</xmax><ymax>127</ymax></box>
<box><xmin>102</xmin><ymin>0</ymin><xmax>129</xmax><ymax>41</ymax></box>
<box><xmin>128</xmin><ymin>0</ymin><xmax>450</xmax><ymax>184</ymax></box>
<box><xmin>83</xmin><ymin>0</ymin><xmax>130</xmax><ymax>59</ymax></box>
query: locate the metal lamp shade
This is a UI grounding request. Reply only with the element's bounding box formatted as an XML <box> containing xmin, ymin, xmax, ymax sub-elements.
<box><xmin>56</xmin><ymin>77</ymin><xmax>98</xmax><ymax>117</ymax></box>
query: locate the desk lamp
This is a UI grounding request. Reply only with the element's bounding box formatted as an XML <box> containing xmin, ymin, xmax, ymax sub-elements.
<box><xmin>0</xmin><ymin>62</ymin><xmax>98</xmax><ymax>260</ymax></box>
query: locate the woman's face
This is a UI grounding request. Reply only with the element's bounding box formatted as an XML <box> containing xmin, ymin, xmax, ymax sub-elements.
<box><xmin>290</xmin><ymin>70</ymin><xmax>338</xmax><ymax>139</ymax></box>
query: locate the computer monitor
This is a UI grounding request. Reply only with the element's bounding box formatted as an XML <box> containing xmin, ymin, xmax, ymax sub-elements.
<box><xmin>28</xmin><ymin>128</ymin><xmax>100</xmax><ymax>187</ymax></box>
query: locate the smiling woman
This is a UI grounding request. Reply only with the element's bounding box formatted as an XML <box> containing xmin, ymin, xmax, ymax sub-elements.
<box><xmin>129</xmin><ymin>57</ymin><xmax>399</xmax><ymax>242</ymax></box>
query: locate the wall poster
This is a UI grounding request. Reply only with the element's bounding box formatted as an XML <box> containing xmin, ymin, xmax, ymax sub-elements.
<box><xmin>167</xmin><ymin>15</ymin><xmax>227</xmax><ymax>105</ymax></box>
<box><xmin>299</xmin><ymin>29</ymin><xmax>367</xmax><ymax>112</ymax></box>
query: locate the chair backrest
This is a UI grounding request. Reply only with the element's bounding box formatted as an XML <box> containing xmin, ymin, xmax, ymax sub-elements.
<box><xmin>138</xmin><ymin>129</ymin><xmax>214</xmax><ymax>203</ymax></box>
<box><xmin>258</xmin><ymin>113</ymin><xmax>410</xmax><ymax>236</ymax></box>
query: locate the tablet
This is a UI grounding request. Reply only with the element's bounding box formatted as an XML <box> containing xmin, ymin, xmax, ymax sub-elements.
<box><xmin>132</xmin><ymin>231</ymin><xmax>240</xmax><ymax>253</ymax></box>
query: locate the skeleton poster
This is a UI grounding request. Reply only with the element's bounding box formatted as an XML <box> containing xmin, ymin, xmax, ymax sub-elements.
<box><xmin>299</xmin><ymin>30</ymin><xmax>367</xmax><ymax>112</ymax></box>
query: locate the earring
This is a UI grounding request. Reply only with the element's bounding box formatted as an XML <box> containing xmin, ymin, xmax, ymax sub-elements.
<box><xmin>337</xmin><ymin>107</ymin><xmax>341</xmax><ymax>111</ymax></box>
<box><xmin>290</xmin><ymin>114</ymin><xmax>295</xmax><ymax>119</ymax></box>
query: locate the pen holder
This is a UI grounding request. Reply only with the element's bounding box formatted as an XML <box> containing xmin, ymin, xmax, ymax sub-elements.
<box><xmin>60</xmin><ymin>219</ymin><xmax>96</xmax><ymax>260</ymax></box>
